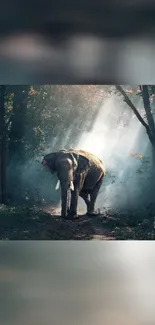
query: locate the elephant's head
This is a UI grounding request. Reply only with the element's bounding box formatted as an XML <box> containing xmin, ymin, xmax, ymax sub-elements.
<box><xmin>42</xmin><ymin>149</ymin><xmax>90</xmax><ymax>181</ymax></box>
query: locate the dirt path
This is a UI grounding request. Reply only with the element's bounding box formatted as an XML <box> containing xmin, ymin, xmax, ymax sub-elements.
<box><xmin>0</xmin><ymin>205</ymin><xmax>154</xmax><ymax>240</ymax></box>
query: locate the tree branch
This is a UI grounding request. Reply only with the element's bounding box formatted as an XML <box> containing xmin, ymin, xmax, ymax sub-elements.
<box><xmin>115</xmin><ymin>85</ymin><xmax>155</xmax><ymax>144</ymax></box>
<box><xmin>141</xmin><ymin>85</ymin><xmax>155</xmax><ymax>133</ymax></box>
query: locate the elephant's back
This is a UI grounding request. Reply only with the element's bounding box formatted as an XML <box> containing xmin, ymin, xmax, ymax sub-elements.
<box><xmin>75</xmin><ymin>150</ymin><xmax>105</xmax><ymax>190</ymax></box>
<box><xmin>76</xmin><ymin>150</ymin><xmax>105</xmax><ymax>174</ymax></box>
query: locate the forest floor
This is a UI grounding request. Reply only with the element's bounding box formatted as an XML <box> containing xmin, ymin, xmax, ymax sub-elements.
<box><xmin>0</xmin><ymin>204</ymin><xmax>154</xmax><ymax>240</ymax></box>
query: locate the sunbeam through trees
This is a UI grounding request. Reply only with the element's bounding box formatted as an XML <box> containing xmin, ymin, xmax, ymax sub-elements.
<box><xmin>0</xmin><ymin>85</ymin><xmax>154</xmax><ymax>239</ymax></box>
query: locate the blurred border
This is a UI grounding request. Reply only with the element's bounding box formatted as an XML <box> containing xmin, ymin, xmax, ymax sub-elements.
<box><xmin>0</xmin><ymin>241</ymin><xmax>155</xmax><ymax>325</ymax></box>
<box><xmin>1</xmin><ymin>0</ymin><xmax>155</xmax><ymax>83</ymax></box>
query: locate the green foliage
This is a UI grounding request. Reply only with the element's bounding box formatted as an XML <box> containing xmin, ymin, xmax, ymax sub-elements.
<box><xmin>5</xmin><ymin>85</ymin><xmax>105</xmax><ymax>160</ymax></box>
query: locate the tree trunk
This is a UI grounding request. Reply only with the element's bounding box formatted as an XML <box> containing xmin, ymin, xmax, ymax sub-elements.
<box><xmin>140</xmin><ymin>85</ymin><xmax>155</xmax><ymax>210</ymax></box>
<box><xmin>149</xmin><ymin>145</ymin><xmax>155</xmax><ymax>213</ymax></box>
<box><xmin>141</xmin><ymin>85</ymin><xmax>155</xmax><ymax>134</ymax></box>
<box><xmin>8</xmin><ymin>86</ymin><xmax>30</xmax><ymax>163</ymax></box>
<box><xmin>0</xmin><ymin>85</ymin><xmax>7</xmax><ymax>204</ymax></box>
<box><xmin>152</xmin><ymin>145</ymin><xmax>155</xmax><ymax>177</ymax></box>
<box><xmin>140</xmin><ymin>85</ymin><xmax>155</xmax><ymax>171</ymax></box>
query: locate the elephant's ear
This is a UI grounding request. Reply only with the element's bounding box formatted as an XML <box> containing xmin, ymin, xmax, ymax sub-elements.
<box><xmin>76</xmin><ymin>154</ymin><xmax>90</xmax><ymax>174</ymax></box>
<box><xmin>43</xmin><ymin>153</ymin><xmax>57</xmax><ymax>173</ymax></box>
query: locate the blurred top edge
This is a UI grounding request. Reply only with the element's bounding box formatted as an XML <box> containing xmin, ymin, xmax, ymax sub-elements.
<box><xmin>0</xmin><ymin>4</ymin><xmax>155</xmax><ymax>39</ymax></box>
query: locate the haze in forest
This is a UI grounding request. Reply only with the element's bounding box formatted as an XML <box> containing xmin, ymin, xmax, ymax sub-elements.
<box><xmin>76</xmin><ymin>94</ymin><xmax>150</xmax><ymax>211</ymax></box>
<box><xmin>11</xmin><ymin>85</ymin><xmax>152</xmax><ymax>213</ymax></box>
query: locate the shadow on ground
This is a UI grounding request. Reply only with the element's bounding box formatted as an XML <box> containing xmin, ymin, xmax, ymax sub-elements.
<box><xmin>0</xmin><ymin>205</ymin><xmax>154</xmax><ymax>240</ymax></box>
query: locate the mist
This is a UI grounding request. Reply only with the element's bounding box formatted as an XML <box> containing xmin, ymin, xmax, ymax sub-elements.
<box><xmin>7</xmin><ymin>86</ymin><xmax>152</xmax><ymax>214</ymax></box>
<box><xmin>76</xmin><ymin>94</ymin><xmax>151</xmax><ymax>212</ymax></box>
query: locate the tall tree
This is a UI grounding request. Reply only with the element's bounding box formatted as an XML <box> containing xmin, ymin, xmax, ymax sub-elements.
<box><xmin>8</xmin><ymin>86</ymin><xmax>30</xmax><ymax>163</ymax></box>
<box><xmin>0</xmin><ymin>86</ymin><xmax>7</xmax><ymax>203</ymax></box>
<box><xmin>140</xmin><ymin>85</ymin><xmax>155</xmax><ymax>166</ymax></box>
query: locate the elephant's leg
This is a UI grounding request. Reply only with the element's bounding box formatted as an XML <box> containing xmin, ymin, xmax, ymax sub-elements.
<box><xmin>61</xmin><ymin>188</ymin><xmax>70</xmax><ymax>218</ymax></box>
<box><xmin>87</xmin><ymin>176</ymin><xmax>104</xmax><ymax>216</ymax></box>
<box><xmin>67</xmin><ymin>189</ymin><xmax>79</xmax><ymax>219</ymax></box>
<box><xmin>67</xmin><ymin>191</ymin><xmax>71</xmax><ymax>214</ymax></box>
<box><xmin>79</xmin><ymin>190</ymin><xmax>91</xmax><ymax>213</ymax></box>
<box><xmin>67</xmin><ymin>175</ymin><xmax>86</xmax><ymax>219</ymax></box>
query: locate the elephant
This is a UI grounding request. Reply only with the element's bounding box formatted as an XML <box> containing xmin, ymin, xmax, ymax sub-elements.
<box><xmin>42</xmin><ymin>149</ymin><xmax>105</xmax><ymax>219</ymax></box>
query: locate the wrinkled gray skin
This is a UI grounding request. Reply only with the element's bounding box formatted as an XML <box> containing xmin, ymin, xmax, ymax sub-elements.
<box><xmin>42</xmin><ymin>149</ymin><xmax>105</xmax><ymax>219</ymax></box>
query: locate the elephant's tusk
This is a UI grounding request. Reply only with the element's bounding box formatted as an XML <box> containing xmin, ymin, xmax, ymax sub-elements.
<box><xmin>55</xmin><ymin>180</ymin><xmax>74</xmax><ymax>191</ymax></box>
<box><xmin>70</xmin><ymin>181</ymin><xmax>74</xmax><ymax>191</ymax></box>
<box><xmin>55</xmin><ymin>180</ymin><xmax>60</xmax><ymax>190</ymax></box>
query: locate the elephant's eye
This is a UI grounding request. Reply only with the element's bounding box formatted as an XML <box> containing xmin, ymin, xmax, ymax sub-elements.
<box><xmin>42</xmin><ymin>159</ymin><xmax>47</xmax><ymax>166</ymax></box>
